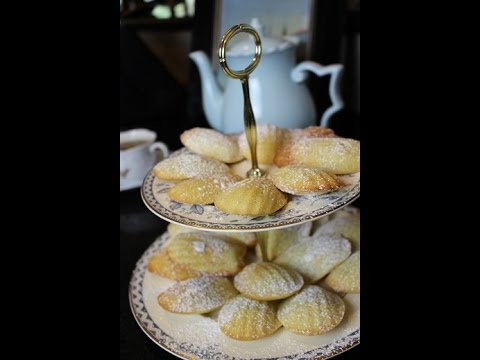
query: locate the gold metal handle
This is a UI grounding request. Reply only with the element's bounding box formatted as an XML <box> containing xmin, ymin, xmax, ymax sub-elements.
<box><xmin>218</xmin><ymin>24</ymin><xmax>262</xmax><ymax>178</ymax></box>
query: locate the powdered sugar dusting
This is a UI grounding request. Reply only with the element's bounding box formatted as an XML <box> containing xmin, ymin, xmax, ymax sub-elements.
<box><xmin>325</xmin><ymin>251</ymin><xmax>360</xmax><ymax>293</ymax></box>
<box><xmin>274</xmin><ymin>234</ymin><xmax>351</xmax><ymax>282</ymax></box>
<box><xmin>134</xmin><ymin>232</ymin><xmax>360</xmax><ymax>359</ymax></box>
<box><xmin>192</xmin><ymin>240</ymin><xmax>205</xmax><ymax>252</ymax></box>
<box><xmin>215</xmin><ymin>177</ymin><xmax>288</xmax><ymax>216</ymax></box>
<box><xmin>180</xmin><ymin>128</ymin><xmax>243</xmax><ymax>163</ymax></box>
<box><xmin>234</xmin><ymin>262</ymin><xmax>304</xmax><ymax>300</ymax></box>
<box><xmin>218</xmin><ymin>295</ymin><xmax>281</xmax><ymax>340</ymax></box>
<box><xmin>277</xmin><ymin>285</ymin><xmax>345</xmax><ymax>336</ymax></box>
<box><xmin>153</xmin><ymin>152</ymin><xmax>231</xmax><ymax>180</ymax></box>
<box><xmin>157</xmin><ymin>276</ymin><xmax>238</xmax><ymax>314</ymax></box>
<box><xmin>276</xmin><ymin>137</ymin><xmax>359</xmax><ymax>174</ymax></box>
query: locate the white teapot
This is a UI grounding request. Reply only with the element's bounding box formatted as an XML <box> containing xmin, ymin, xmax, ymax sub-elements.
<box><xmin>190</xmin><ymin>19</ymin><xmax>344</xmax><ymax>134</ymax></box>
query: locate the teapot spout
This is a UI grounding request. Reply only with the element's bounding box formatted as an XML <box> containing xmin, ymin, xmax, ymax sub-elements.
<box><xmin>189</xmin><ymin>51</ymin><xmax>224</xmax><ymax>131</ymax></box>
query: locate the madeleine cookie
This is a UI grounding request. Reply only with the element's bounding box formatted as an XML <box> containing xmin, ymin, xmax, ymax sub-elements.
<box><xmin>237</xmin><ymin>124</ymin><xmax>284</xmax><ymax>164</ymax></box>
<box><xmin>167</xmin><ymin>174</ymin><xmax>241</xmax><ymax>205</ymax></box>
<box><xmin>324</xmin><ymin>251</ymin><xmax>360</xmax><ymax>293</ymax></box>
<box><xmin>277</xmin><ymin>285</ymin><xmax>345</xmax><ymax>336</ymax></box>
<box><xmin>270</xmin><ymin>165</ymin><xmax>345</xmax><ymax>195</ymax></box>
<box><xmin>234</xmin><ymin>263</ymin><xmax>304</xmax><ymax>301</ymax></box>
<box><xmin>167</xmin><ymin>232</ymin><xmax>246</xmax><ymax>276</ymax></box>
<box><xmin>274</xmin><ymin>137</ymin><xmax>360</xmax><ymax>174</ymax></box>
<box><xmin>180</xmin><ymin>127</ymin><xmax>244</xmax><ymax>163</ymax></box>
<box><xmin>218</xmin><ymin>295</ymin><xmax>282</xmax><ymax>341</ymax></box>
<box><xmin>157</xmin><ymin>276</ymin><xmax>238</xmax><ymax>314</ymax></box>
<box><xmin>147</xmin><ymin>247</ymin><xmax>198</xmax><ymax>281</ymax></box>
<box><xmin>255</xmin><ymin>222</ymin><xmax>312</xmax><ymax>261</ymax></box>
<box><xmin>274</xmin><ymin>127</ymin><xmax>336</xmax><ymax>166</ymax></box>
<box><xmin>152</xmin><ymin>152</ymin><xmax>231</xmax><ymax>180</ymax></box>
<box><xmin>219</xmin><ymin>232</ymin><xmax>257</xmax><ymax>248</ymax></box>
<box><xmin>274</xmin><ymin>234</ymin><xmax>351</xmax><ymax>283</ymax></box>
<box><xmin>214</xmin><ymin>177</ymin><xmax>288</xmax><ymax>216</ymax></box>
<box><xmin>167</xmin><ymin>223</ymin><xmax>256</xmax><ymax>247</ymax></box>
<box><xmin>314</xmin><ymin>208</ymin><xmax>360</xmax><ymax>251</ymax></box>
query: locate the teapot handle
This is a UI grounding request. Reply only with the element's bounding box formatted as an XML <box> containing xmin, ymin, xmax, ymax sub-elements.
<box><xmin>291</xmin><ymin>62</ymin><xmax>344</xmax><ymax>128</ymax></box>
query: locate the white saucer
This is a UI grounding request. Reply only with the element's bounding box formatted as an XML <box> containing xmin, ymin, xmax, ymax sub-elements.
<box><xmin>120</xmin><ymin>178</ymin><xmax>143</xmax><ymax>192</ymax></box>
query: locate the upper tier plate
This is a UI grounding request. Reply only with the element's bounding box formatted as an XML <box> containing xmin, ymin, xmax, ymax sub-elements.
<box><xmin>141</xmin><ymin>153</ymin><xmax>359</xmax><ymax>232</ymax></box>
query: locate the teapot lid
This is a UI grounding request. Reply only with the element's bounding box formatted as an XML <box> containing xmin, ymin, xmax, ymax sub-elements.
<box><xmin>226</xmin><ymin>18</ymin><xmax>294</xmax><ymax>56</ymax></box>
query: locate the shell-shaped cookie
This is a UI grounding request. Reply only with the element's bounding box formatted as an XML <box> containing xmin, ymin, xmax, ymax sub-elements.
<box><xmin>324</xmin><ymin>251</ymin><xmax>360</xmax><ymax>293</ymax></box>
<box><xmin>214</xmin><ymin>177</ymin><xmax>288</xmax><ymax>216</ymax></box>
<box><xmin>157</xmin><ymin>276</ymin><xmax>238</xmax><ymax>314</ymax></box>
<box><xmin>274</xmin><ymin>234</ymin><xmax>351</xmax><ymax>283</ymax></box>
<box><xmin>234</xmin><ymin>262</ymin><xmax>304</xmax><ymax>301</ymax></box>
<box><xmin>274</xmin><ymin>137</ymin><xmax>360</xmax><ymax>174</ymax></box>
<box><xmin>219</xmin><ymin>232</ymin><xmax>257</xmax><ymax>248</ymax></box>
<box><xmin>277</xmin><ymin>285</ymin><xmax>345</xmax><ymax>335</ymax></box>
<box><xmin>237</xmin><ymin>124</ymin><xmax>285</xmax><ymax>164</ymax></box>
<box><xmin>167</xmin><ymin>174</ymin><xmax>241</xmax><ymax>205</ymax></box>
<box><xmin>152</xmin><ymin>152</ymin><xmax>231</xmax><ymax>180</ymax></box>
<box><xmin>255</xmin><ymin>222</ymin><xmax>312</xmax><ymax>261</ymax></box>
<box><xmin>180</xmin><ymin>127</ymin><xmax>244</xmax><ymax>163</ymax></box>
<box><xmin>274</xmin><ymin>127</ymin><xmax>336</xmax><ymax>167</ymax></box>
<box><xmin>314</xmin><ymin>208</ymin><xmax>360</xmax><ymax>251</ymax></box>
<box><xmin>147</xmin><ymin>247</ymin><xmax>198</xmax><ymax>281</ymax></box>
<box><xmin>218</xmin><ymin>295</ymin><xmax>282</xmax><ymax>340</ymax></box>
<box><xmin>167</xmin><ymin>223</ymin><xmax>256</xmax><ymax>247</ymax></box>
<box><xmin>270</xmin><ymin>165</ymin><xmax>345</xmax><ymax>195</ymax></box>
<box><xmin>167</xmin><ymin>232</ymin><xmax>246</xmax><ymax>276</ymax></box>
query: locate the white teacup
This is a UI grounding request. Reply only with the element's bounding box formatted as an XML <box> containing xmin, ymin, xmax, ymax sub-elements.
<box><xmin>120</xmin><ymin>129</ymin><xmax>169</xmax><ymax>190</ymax></box>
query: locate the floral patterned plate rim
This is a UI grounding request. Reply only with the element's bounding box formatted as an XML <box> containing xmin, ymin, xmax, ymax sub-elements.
<box><xmin>141</xmin><ymin>150</ymin><xmax>360</xmax><ymax>232</ymax></box>
<box><xmin>129</xmin><ymin>232</ymin><xmax>360</xmax><ymax>360</ymax></box>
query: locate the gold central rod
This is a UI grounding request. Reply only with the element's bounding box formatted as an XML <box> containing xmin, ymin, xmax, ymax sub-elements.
<box><xmin>218</xmin><ymin>24</ymin><xmax>263</xmax><ymax>178</ymax></box>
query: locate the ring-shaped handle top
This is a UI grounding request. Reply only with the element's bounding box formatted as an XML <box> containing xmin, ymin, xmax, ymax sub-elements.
<box><xmin>218</xmin><ymin>24</ymin><xmax>262</xmax><ymax>79</ymax></box>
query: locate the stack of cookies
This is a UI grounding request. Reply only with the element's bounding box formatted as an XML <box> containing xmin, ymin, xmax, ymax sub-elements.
<box><xmin>151</xmin><ymin>125</ymin><xmax>360</xmax><ymax>216</ymax></box>
<box><xmin>147</xmin><ymin>207</ymin><xmax>360</xmax><ymax>341</ymax></box>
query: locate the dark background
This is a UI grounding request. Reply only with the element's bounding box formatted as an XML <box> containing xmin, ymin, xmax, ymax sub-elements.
<box><xmin>120</xmin><ymin>0</ymin><xmax>360</xmax><ymax>147</ymax></box>
<box><xmin>120</xmin><ymin>0</ymin><xmax>361</xmax><ymax>358</ymax></box>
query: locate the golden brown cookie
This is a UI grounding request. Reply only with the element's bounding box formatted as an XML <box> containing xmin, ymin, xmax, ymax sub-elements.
<box><xmin>314</xmin><ymin>207</ymin><xmax>360</xmax><ymax>251</ymax></box>
<box><xmin>157</xmin><ymin>276</ymin><xmax>238</xmax><ymax>314</ymax></box>
<box><xmin>274</xmin><ymin>137</ymin><xmax>360</xmax><ymax>174</ymax></box>
<box><xmin>277</xmin><ymin>285</ymin><xmax>345</xmax><ymax>335</ymax></box>
<box><xmin>324</xmin><ymin>251</ymin><xmax>360</xmax><ymax>293</ymax></box>
<box><xmin>167</xmin><ymin>223</ymin><xmax>256</xmax><ymax>247</ymax></box>
<box><xmin>270</xmin><ymin>165</ymin><xmax>345</xmax><ymax>195</ymax></box>
<box><xmin>237</xmin><ymin>124</ymin><xmax>285</xmax><ymax>164</ymax></box>
<box><xmin>147</xmin><ymin>247</ymin><xmax>198</xmax><ymax>281</ymax></box>
<box><xmin>167</xmin><ymin>232</ymin><xmax>246</xmax><ymax>276</ymax></box>
<box><xmin>234</xmin><ymin>262</ymin><xmax>304</xmax><ymax>301</ymax></box>
<box><xmin>214</xmin><ymin>177</ymin><xmax>288</xmax><ymax>216</ymax></box>
<box><xmin>152</xmin><ymin>152</ymin><xmax>231</xmax><ymax>180</ymax></box>
<box><xmin>274</xmin><ymin>126</ymin><xmax>336</xmax><ymax>166</ymax></box>
<box><xmin>167</xmin><ymin>174</ymin><xmax>241</xmax><ymax>205</ymax></box>
<box><xmin>219</xmin><ymin>232</ymin><xmax>257</xmax><ymax>248</ymax></box>
<box><xmin>218</xmin><ymin>295</ymin><xmax>282</xmax><ymax>340</ymax></box>
<box><xmin>255</xmin><ymin>222</ymin><xmax>312</xmax><ymax>261</ymax></box>
<box><xmin>274</xmin><ymin>233</ymin><xmax>351</xmax><ymax>283</ymax></box>
<box><xmin>180</xmin><ymin>127</ymin><xmax>244</xmax><ymax>163</ymax></box>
